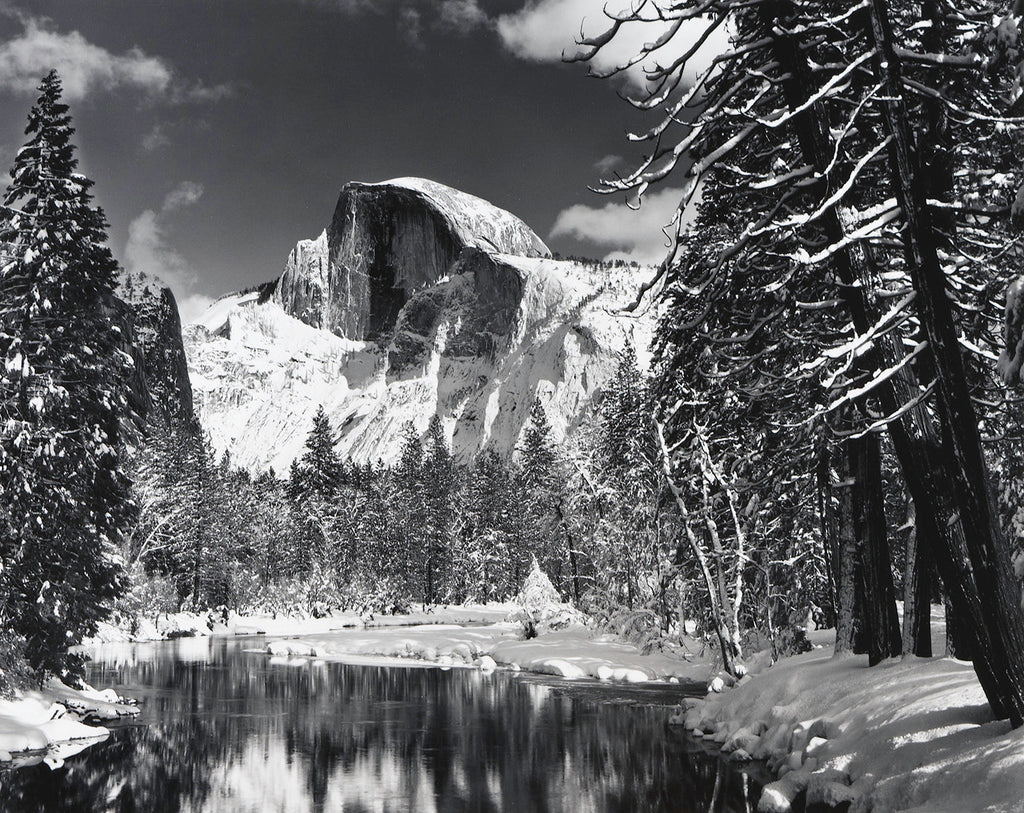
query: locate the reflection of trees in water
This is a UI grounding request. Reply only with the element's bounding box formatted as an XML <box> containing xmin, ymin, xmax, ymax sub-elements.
<box><xmin>0</xmin><ymin>641</ymin><xmax>759</xmax><ymax>812</ymax></box>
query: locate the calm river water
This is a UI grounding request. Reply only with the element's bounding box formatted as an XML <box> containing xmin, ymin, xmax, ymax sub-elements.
<box><xmin>0</xmin><ymin>636</ymin><xmax>764</xmax><ymax>812</ymax></box>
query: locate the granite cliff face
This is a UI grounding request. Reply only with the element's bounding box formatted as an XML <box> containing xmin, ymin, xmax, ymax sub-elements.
<box><xmin>114</xmin><ymin>284</ymin><xmax>196</xmax><ymax>434</ymax></box>
<box><xmin>273</xmin><ymin>178</ymin><xmax>550</xmax><ymax>340</ymax></box>
<box><xmin>186</xmin><ymin>178</ymin><xmax>653</xmax><ymax>472</ymax></box>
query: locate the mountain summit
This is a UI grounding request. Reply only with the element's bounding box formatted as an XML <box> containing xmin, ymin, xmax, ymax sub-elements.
<box><xmin>185</xmin><ymin>178</ymin><xmax>653</xmax><ymax>472</ymax></box>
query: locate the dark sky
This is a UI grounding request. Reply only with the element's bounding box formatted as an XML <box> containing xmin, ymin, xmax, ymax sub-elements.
<box><xmin>0</xmin><ymin>0</ymin><xmax>689</xmax><ymax>319</ymax></box>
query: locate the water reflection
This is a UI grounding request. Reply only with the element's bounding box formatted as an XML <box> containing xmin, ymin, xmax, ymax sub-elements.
<box><xmin>0</xmin><ymin>638</ymin><xmax>760</xmax><ymax>812</ymax></box>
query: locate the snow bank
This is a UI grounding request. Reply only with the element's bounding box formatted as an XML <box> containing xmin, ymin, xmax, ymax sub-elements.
<box><xmin>0</xmin><ymin>679</ymin><xmax>138</xmax><ymax>769</ymax></box>
<box><xmin>261</xmin><ymin>622</ymin><xmax>711</xmax><ymax>684</ymax></box>
<box><xmin>489</xmin><ymin>630</ymin><xmax>707</xmax><ymax>683</ymax></box>
<box><xmin>684</xmin><ymin>640</ymin><xmax>1024</xmax><ymax>812</ymax></box>
<box><xmin>88</xmin><ymin>609</ymin><xmax>364</xmax><ymax>644</ymax></box>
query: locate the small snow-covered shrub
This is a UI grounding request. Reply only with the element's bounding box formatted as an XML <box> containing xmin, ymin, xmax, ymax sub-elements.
<box><xmin>507</xmin><ymin>559</ymin><xmax>587</xmax><ymax>633</ymax></box>
<box><xmin>516</xmin><ymin>558</ymin><xmax>562</xmax><ymax>611</ymax></box>
<box><xmin>111</xmin><ymin>565</ymin><xmax>181</xmax><ymax>634</ymax></box>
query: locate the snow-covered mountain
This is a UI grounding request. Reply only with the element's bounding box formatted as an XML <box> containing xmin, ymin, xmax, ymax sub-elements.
<box><xmin>184</xmin><ymin>178</ymin><xmax>654</xmax><ymax>473</ymax></box>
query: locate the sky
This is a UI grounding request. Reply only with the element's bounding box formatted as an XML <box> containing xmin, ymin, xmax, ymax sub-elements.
<box><xmin>0</xmin><ymin>0</ymin><xmax>705</xmax><ymax>322</ymax></box>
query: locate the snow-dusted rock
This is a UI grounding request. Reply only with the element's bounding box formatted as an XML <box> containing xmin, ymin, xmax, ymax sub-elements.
<box><xmin>477</xmin><ymin>655</ymin><xmax>497</xmax><ymax>672</ymax></box>
<box><xmin>532</xmin><ymin>659</ymin><xmax>587</xmax><ymax>679</ymax></box>
<box><xmin>758</xmin><ymin>769</ymin><xmax>811</xmax><ymax>813</ymax></box>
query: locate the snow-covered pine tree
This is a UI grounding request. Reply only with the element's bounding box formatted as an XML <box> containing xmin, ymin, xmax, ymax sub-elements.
<box><xmin>298</xmin><ymin>405</ymin><xmax>340</xmax><ymax>501</ymax></box>
<box><xmin>585</xmin><ymin>346</ymin><xmax>661</xmax><ymax>614</ymax></box>
<box><xmin>463</xmin><ymin>449</ymin><xmax>519</xmax><ymax>600</ymax></box>
<box><xmin>519</xmin><ymin>398</ymin><xmax>567</xmax><ymax>592</ymax></box>
<box><xmin>0</xmin><ymin>70</ymin><xmax>130</xmax><ymax>679</ymax></box>
<box><xmin>392</xmin><ymin>421</ymin><xmax>426</xmax><ymax>599</ymax></box>
<box><xmin>422</xmin><ymin>415</ymin><xmax>457</xmax><ymax>603</ymax></box>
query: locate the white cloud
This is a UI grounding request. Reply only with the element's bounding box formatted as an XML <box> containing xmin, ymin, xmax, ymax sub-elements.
<box><xmin>162</xmin><ymin>181</ymin><xmax>204</xmax><ymax>212</ymax></box>
<box><xmin>495</xmin><ymin>0</ymin><xmax>728</xmax><ymax>93</ymax></box>
<box><xmin>550</xmin><ymin>185</ymin><xmax>689</xmax><ymax>265</ymax></box>
<box><xmin>125</xmin><ymin>182</ymin><xmax>212</xmax><ymax>322</ymax></box>
<box><xmin>0</xmin><ymin>11</ymin><xmax>231</xmax><ymax>103</ymax></box>
<box><xmin>398</xmin><ymin>6</ymin><xmax>424</xmax><ymax>47</ymax></box>
<box><xmin>176</xmin><ymin>293</ymin><xmax>216</xmax><ymax>324</ymax></box>
<box><xmin>437</xmin><ymin>0</ymin><xmax>490</xmax><ymax>33</ymax></box>
<box><xmin>594</xmin><ymin>153</ymin><xmax>623</xmax><ymax>175</ymax></box>
<box><xmin>141</xmin><ymin>123</ymin><xmax>170</xmax><ymax>152</ymax></box>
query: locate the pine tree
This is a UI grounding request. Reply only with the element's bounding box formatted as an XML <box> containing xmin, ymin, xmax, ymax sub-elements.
<box><xmin>579</xmin><ymin>1</ymin><xmax>1024</xmax><ymax>711</ymax></box>
<box><xmin>0</xmin><ymin>71</ymin><xmax>129</xmax><ymax>679</ymax></box>
<box><xmin>422</xmin><ymin>415</ymin><xmax>457</xmax><ymax>603</ymax></box>
<box><xmin>392</xmin><ymin>422</ymin><xmax>426</xmax><ymax>600</ymax></box>
<box><xmin>298</xmin><ymin>405</ymin><xmax>340</xmax><ymax>501</ymax></box>
<box><xmin>463</xmin><ymin>450</ymin><xmax>521</xmax><ymax>600</ymax></box>
<box><xmin>519</xmin><ymin>398</ymin><xmax>566</xmax><ymax>592</ymax></box>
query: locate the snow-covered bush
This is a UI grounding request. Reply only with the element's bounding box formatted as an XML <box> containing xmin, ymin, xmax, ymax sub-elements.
<box><xmin>507</xmin><ymin>559</ymin><xmax>587</xmax><ymax>633</ymax></box>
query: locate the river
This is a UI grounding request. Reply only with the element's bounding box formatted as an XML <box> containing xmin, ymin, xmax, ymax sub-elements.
<box><xmin>0</xmin><ymin>635</ymin><xmax>765</xmax><ymax>811</ymax></box>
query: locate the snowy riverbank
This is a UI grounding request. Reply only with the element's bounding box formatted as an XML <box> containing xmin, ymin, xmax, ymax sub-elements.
<box><xmin>261</xmin><ymin>623</ymin><xmax>711</xmax><ymax>684</ymax></box>
<box><xmin>683</xmin><ymin>628</ymin><xmax>1023</xmax><ymax>812</ymax></box>
<box><xmin>87</xmin><ymin>603</ymin><xmax>519</xmax><ymax>643</ymax></box>
<box><xmin>86</xmin><ymin>573</ymin><xmax>715</xmax><ymax>685</ymax></box>
<box><xmin>0</xmin><ymin>679</ymin><xmax>139</xmax><ymax>770</ymax></box>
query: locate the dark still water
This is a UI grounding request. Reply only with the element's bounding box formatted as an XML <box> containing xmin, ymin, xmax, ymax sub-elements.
<box><xmin>0</xmin><ymin>637</ymin><xmax>762</xmax><ymax>812</ymax></box>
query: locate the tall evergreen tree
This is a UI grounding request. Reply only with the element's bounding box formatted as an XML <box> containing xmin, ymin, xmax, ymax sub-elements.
<box><xmin>421</xmin><ymin>415</ymin><xmax>457</xmax><ymax>603</ymax></box>
<box><xmin>0</xmin><ymin>71</ymin><xmax>129</xmax><ymax>679</ymax></box>
<box><xmin>298</xmin><ymin>405</ymin><xmax>340</xmax><ymax>501</ymax></box>
<box><xmin>519</xmin><ymin>398</ymin><xmax>566</xmax><ymax>591</ymax></box>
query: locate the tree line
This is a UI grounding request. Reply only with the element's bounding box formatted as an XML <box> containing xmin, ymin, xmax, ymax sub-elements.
<box><xmin>124</xmin><ymin>361</ymin><xmax>683</xmax><ymax>632</ymax></box>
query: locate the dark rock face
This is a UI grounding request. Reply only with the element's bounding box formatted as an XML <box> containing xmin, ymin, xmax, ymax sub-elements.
<box><xmin>273</xmin><ymin>179</ymin><xmax>550</xmax><ymax>341</ymax></box>
<box><xmin>116</xmin><ymin>287</ymin><xmax>195</xmax><ymax>433</ymax></box>
<box><xmin>386</xmin><ymin>248</ymin><xmax>526</xmax><ymax>375</ymax></box>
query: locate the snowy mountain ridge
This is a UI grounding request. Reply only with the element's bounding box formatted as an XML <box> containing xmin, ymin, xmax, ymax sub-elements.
<box><xmin>185</xmin><ymin>178</ymin><xmax>654</xmax><ymax>473</ymax></box>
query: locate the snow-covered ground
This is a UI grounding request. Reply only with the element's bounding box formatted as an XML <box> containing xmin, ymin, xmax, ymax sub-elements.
<box><xmin>683</xmin><ymin>613</ymin><xmax>1024</xmax><ymax>812</ymax></box>
<box><xmin>87</xmin><ymin>603</ymin><xmax>519</xmax><ymax>644</ymax></box>
<box><xmin>260</xmin><ymin>624</ymin><xmax>710</xmax><ymax>684</ymax></box>
<box><xmin>0</xmin><ymin>678</ymin><xmax>138</xmax><ymax>770</ymax></box>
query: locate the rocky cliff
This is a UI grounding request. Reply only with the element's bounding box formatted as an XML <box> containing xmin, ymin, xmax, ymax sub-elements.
<box><xmin>186</xmin><ymin>178</ymin><xmax>653</xmax><ymax>472</ymax></box>
<box><xmin>114</xmin><ymin>283</ymin><xmax>196</xmax><ymax>435</ymax></box>
<box><xmin>273</xmin><ymin>178</ymin><xmax>550</xmax><ymax>340</ymax></box>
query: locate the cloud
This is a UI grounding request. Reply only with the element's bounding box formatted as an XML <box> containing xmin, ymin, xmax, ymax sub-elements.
<box><xmin>436</xmin><ymin>0</ymin><xmax>490</xmax><ymax>33</ymax></box>
<box><xmin>0</xmin><ymin>10</ymin><xmax>232</xmax><ymax>103</ymax></box>
<box><xmin>594</xmin><ymin>154</ymin><xmax>623</xmax><ymax>175</ymax></box>
<box><xmin>495</xmin><ymin>0</ymin><xmax>728</xmax><ymax>93</ymax></box>
<box><xmin>124</xmin><ymin>182</ymin><xmax>212</xmax><ymax>323</ymax></box>
<box><xmin>141</xmin><ymin>123</ymin><xmax>170</xmax><ymax>152</ymax></box>
<box><xmin>398</xmin><ymin>6</ymin><xmax>424</xmax><ymax>48</ymax></box>
<box><xmin>162</xmin><ymin>181</ymin><xmax>204</xmax><ymax>212</ymax></box>
<box><xmin>550</xmin><ymin>186</ymin><xmax>689</xmax><ymax>265</ymax></box>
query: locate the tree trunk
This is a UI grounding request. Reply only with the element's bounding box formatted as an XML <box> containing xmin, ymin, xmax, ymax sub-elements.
<box><xmin>817</xmin><ymin>438</ymin><xmax>840</xmax><ymax>628</ymax></box>
<box><xmin>834</xmin><ymin>466</ymin><xmax>859</xmax><ymax>655</ymax></box>
<box><xmin>902</xmin><ymin>508</ymin><xmax>933</xmax><ymax>658</ymax></box>
<box><xmin>849</xmin><ymin>432</ymin><xmax>902</xmax><ymax>665</ymax></box>
<box><xmin>655</xmin><ymin>422</ymin><xmax>740</xmax><ymax>676</ymax></box>
<box><xmin>945</xmin><ymin>590</ymin><xmax>973</xmax><ymax>660</ymax></box>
